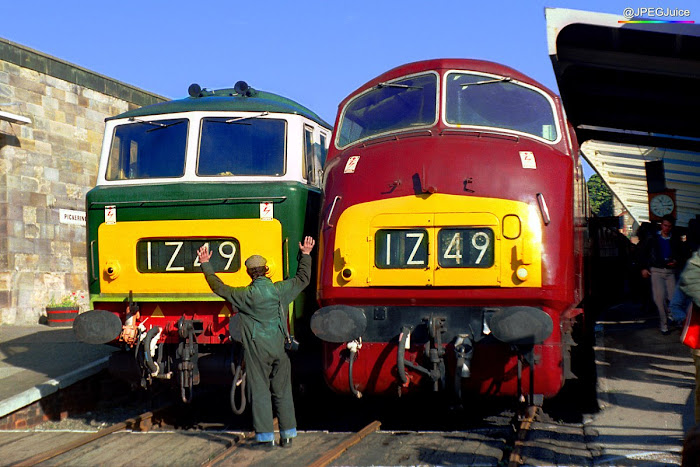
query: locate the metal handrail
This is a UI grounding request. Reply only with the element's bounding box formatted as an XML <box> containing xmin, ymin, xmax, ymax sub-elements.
<box><xmin>89</xmin><ymin>240</ymin><xmax>98</xmax><ymax>281</ymax></box>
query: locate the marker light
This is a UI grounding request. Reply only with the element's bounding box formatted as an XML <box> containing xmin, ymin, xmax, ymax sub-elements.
<box><xmin>516</xmin><ymin>266</ymin><xmax>529</xmax><ymax>281</ymax></box>
<box><xmin>341</xmin><ymin>267</ymin><xmax>355</xmax><ymax>282</ymax></box>
<box><xmin>104</xmin><ymin>261</ymin><xmax>121</xmax><ymax>280</ymax></box>
<box><xmin>265</xmin><ymin>260</ymin><xmax>276</xmax><ymax>278</ymax></box>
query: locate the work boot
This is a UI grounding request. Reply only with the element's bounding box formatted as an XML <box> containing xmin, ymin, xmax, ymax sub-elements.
<box><xmin>248</xmin><ymin>441</ymin><xmax>274</xmax><ymax>451</ymax></box>
<box><xmin>280</xmin><ymin>437</ymin><xmax>293</xmax><ymax>448</ymax></box>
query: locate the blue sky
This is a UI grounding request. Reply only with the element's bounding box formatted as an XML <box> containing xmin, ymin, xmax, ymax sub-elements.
<box><xmin>4</xmin><ymin>0</ymin><xmax>699</xmax><ymax>177</ymax></box>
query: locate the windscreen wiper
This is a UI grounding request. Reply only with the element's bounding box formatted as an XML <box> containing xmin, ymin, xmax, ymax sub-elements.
<box><xmin>128</xmin><ymin>117</ymin><xmax>185</xmax><ymax>132</ymax></box>
<box><xmin>225</xmin><ymin>111</ymin><xmax>269</xmax><ymax>124</ymax></box>
<box><xmin>376</xmin><ymin>82</ymin><xmax>423</xmax><ymax>90</ymax></box>
<box><xmin>461</xmin><ymin>77</ymin><xmax>512</xmax><ymax>89</ymax></box>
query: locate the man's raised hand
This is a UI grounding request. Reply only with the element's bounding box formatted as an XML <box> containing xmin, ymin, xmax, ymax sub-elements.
<box><xmin>299</xmin><ymin>236</ymin><xmax>315</xmax><ymax>255</ymax></box>
<box><xmin>197</xmin><ymin>244</ymin><xmax>213</xmax><ymax>264</ymax></box>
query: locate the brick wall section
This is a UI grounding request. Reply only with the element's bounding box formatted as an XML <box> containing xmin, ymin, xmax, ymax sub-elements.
<box><xmin>0</xmin><ymin>37</ymin><xmax>167</xmax><ymax>324</ymax></box>
<box><xmin>0</xmin><ymin>372</ymin><xmax>97</xmax><ymax>429</ymax></box>
<box><xmin>0</xmin><ymin>370</ymin><xmax>131</xmax><ymax>430</ymax></box>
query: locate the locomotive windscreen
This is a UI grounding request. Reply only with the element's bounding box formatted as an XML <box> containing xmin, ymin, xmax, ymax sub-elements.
<box><xmin>337</xmin><ymin>73</ymin><xmax>438</xmax><ymax>148</ymax></box>
<box><xmin>106</xmin><ymin>119</ymin><xmax>188</xmax><ymax>180</ymax></box>
<box><xmin>445</xmin><ymin>72</ymin><xmax>558</xmax><ymax>142</ymax></box>
<box><xmin>197</xmin><ymin>118</ymin><xmax>287</xmax><ymax>176</ymax></box>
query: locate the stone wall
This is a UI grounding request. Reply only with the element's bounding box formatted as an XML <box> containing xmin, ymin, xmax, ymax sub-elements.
<box><xmin>0</xmin><ymin>38</ymin><xmax>166</xmax><ymax>324</ymax></box>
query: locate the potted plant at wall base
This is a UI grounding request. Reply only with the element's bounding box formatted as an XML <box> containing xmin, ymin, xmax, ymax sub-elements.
<box><xmin>45</xmin><ymin>292</ymin><xmax>82</xmax><ymax>327</ymax></box>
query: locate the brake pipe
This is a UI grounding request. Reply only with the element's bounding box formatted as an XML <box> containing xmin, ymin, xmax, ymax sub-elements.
<box><xmin>230</xmin><ymin>345</ymin><xmax>246</xmax><ymax>415</ymax></box>
<box><xmin>397</xmin><ymin>326</ymin><xmax>411</xmax><ymax>385</ymax></box>
<box><xmin>230</xmin><ymin>362</ymin><xmax>247</xmax><ymax>415</ymax></box>
<box><xmin>347</xmin><ymin>339</ymin><xmax>362</xmax><ymax>398</ymax></box>
<box><xmin>143</xmin><ymin>327</ymin><xmax>162</xmax><ymax>377</ymax></box>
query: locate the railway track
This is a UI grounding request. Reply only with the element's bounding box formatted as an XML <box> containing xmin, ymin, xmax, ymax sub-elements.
<box><xmin>9</xmin><ymin>407</ymin><xmax>171</xmax><ymax>467</ymax></box>
<box><xmin>508</xmin><ymin>405</ymin><xmax>540</xmax><ymax>467</ymax></box>
<box><xmin>203</xmin><ymin>419</ymin><xmax>382</xmax><ymax>467</ymax></box>
<box><xmin>4</xmin><ymin>403</ymin><xmax>540</xmax><ymax>466</ymax></box>
<box><xmin>200</xmin><ymin>407</ymin><xmax>536</xmax><ymax>466</ymax></box>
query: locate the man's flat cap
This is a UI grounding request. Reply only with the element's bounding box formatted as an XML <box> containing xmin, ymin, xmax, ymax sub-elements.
<box><xmin>245</xmin><ymin>255</ymin><xmax>267</xmax><ymax>269</ymax></box>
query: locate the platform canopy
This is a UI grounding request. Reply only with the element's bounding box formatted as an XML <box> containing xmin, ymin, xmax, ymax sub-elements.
<box><xmin>546</xmin><ymin>8</ymin><xmax>700</xmax><ymax>227</ymax></box>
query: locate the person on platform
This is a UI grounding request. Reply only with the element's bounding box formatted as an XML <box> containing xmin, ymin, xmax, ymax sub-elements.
<box><xmin>670</xmin><ymin>219</ymin><xmax>700</xmax><ymax>325</ymax></box>
<box><xmin>680</xmin><ymin>249</ymin><xmax>700</xmax><ymax>423</ymax></box>
<box><xmin>197</xmin><ymin>236</ymin><xmax>315</xmax><ymax>448</ymax></box>
<box><xmin>640</xmin><ymin>215</ymin><xmax>683</xmax><ymax>334</ymax></box>
<box><xmin>682</xmin><ymin>422</ymin><xmax>700</xmax><ymax>467</ymax></box>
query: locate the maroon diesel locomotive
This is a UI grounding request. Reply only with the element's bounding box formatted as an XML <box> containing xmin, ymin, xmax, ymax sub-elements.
<box><xmin>310</xmin><ymin>59</ymin><xmax>588</xmax><ymax>402</ymax></box>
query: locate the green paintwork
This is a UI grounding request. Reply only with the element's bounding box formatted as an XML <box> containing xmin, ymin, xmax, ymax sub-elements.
<box><xmin>108</xmin><ymin>88</ymin><xmax>332</xmax><ymax>129</ymax></box>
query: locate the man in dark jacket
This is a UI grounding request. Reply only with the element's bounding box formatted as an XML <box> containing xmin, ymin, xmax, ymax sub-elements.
<box><xmin>641</xmin><ymin>215</ymin><xmax>683</xmax><ymax>334</ymax></box>
<box><xmin>680</xmin><ymin>249</ymin><xmax>700</xmax><ymax>423</ymax></box>
<box><xmin>197</xmin><ymin>236</ymin><xmax>315</xmax><ymax>448</ymax></box>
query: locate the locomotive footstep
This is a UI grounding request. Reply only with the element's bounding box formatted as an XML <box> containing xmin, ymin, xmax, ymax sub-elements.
<box><xmin>73</xmin><ymin>309</ymin><xmax>123</xmax><ymax>345</ymax></box>
<box><xmin>311</xmin><ymin>305</ymin><xmax>367</xmax><ymax>343</ymax></box>
<box><xmin>489</xmin><ymin>306</ymin><xmax>553</xmax><ymax>345</ymax></box>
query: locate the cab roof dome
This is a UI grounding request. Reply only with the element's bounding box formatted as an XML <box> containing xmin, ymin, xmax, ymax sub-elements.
<box><xmin>108</xmin><ymin>84</ymin><xmax>331</xmax><ymax>129</ymax></box>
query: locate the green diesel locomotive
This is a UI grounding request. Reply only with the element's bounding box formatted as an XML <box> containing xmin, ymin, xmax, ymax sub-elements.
<box><xmin>77</xmin><ymin>82</ymin><xmax>331</xmax><ymax>407</ymax></box>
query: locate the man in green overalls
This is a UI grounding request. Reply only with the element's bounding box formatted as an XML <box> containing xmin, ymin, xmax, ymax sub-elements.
<box><xmin>197</xmin><ymin>236</ymin><xmax>315</xmax><ymax>448</ymax></box>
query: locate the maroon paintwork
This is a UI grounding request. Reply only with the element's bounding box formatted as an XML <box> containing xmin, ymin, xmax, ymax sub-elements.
<box><xmin>317</xmin><ymin>59</ymin><xmax>587</xmax><ymax>398</ymax></box>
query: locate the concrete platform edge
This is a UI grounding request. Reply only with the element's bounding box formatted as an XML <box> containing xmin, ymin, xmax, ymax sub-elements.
<box><xmin>589</xmin><ymin>318</ymin><xmax>689</xmax><ymax>465</ymax></box>
<box><xmin>593</xmin><ymin>326</ymin><xmax>611</xmax><ymax>411</ymax></box>
<box><xmin>590</xmin><ymin>326</ymin><xmax>611</xmax><ymax>462</ymax></box>
<box><xmin>0</xmin><ymin>356</ymin><xmax>110</xmax><ymax>418</ymax></box>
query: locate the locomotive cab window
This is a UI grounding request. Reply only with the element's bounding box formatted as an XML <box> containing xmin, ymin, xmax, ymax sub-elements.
<box><xmin>106</xmin><ymin>118</ymin><xmax>188</xmax><ymax>180</ymax></box>
<box><xmin>318</xmin><ymin>132</ymin><xmax>328</xmax><ymax>182</ymax></box>
<box><xmin>303</xmin><ymin>126</ymin><xmax>316</xmax><ymax>185</ymax></box>
<box><xmin>337</xmin><ymin>72</ymin><xmax>438</xmax><ymax>148</ymax></box>
<box><xmin>197</xmin><ymin>117</ymin><xmax>286</xmax><ymax>176</ymax></box>
<box><xmin>319</xmin><ymin>133</ymin><xmax>329</xmax><ymax>162</ymax></box>
<box><xmin>444</xmin><ymin>72</ymin><xmax>558</xmax><ymax>142</ymax></box>
<box><xmin>302</xmin><ymin>125</ymin><xmax>325</xmax><ymax>187</ymax></box>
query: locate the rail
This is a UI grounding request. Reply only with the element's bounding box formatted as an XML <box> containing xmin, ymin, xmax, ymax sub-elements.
<box><xmin>306</xmin><ymin>420</ymin><xmax>382</xmax><ymax>467</ymax></box>
<box><xmin>508</xmin><ymin>405</ymin><xmax>540</xmax><ymax>467</ymax></box>
<box><xmin>11</xmin><ymin>408</ymin><xmax>169</xmax><ymax>467</ymax></box>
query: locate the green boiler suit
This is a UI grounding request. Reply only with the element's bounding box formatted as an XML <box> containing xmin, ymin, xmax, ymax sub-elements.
<box><xmin>201</xmin><ymin>253</ymin><xmax>312</xmax><ymax>441</ymax></box>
